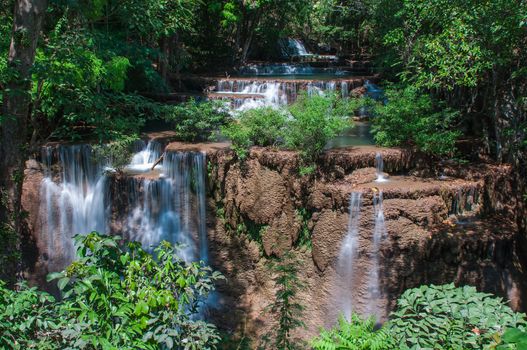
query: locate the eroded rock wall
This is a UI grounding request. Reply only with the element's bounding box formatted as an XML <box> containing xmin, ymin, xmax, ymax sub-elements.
<box><xmin>20</xmin><ymin>143</ymin><xmax>527</xmax><ymax>346</ymax></box>
<box><xmin>205</xmin><ymin>146</ymin><xmax>526</xmax><ymax>344</ymax></box>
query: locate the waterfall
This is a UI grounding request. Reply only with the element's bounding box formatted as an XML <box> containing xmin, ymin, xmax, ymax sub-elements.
<box><xmin>366</xmin><ymin>191</ymin><xmax>387</xmax><ymax>319</ymax></box>
<box><xmin>127</xmin><ymin>140</ymin><xmax>162</xmax><ymax>173</ymax></box>
<box><xmin>341</xmin><ymin>81</ymin><xmax>349</xmax><ymax>98</ymax></box>
<box><xmin>279</xmin><ymin>38</ymin><xmax>310</xmax><ymax>57</ymax></box>
<box><xmin>125</xmin><ymin>151</ymin><xmax>208</xmax><ymax>263</ymax></box>
<box><xmin>375</xmin><ymin>152</ymin><xmax>388</xmax><ymax>183</ymax></box>
<box><xmin>39</xmin><ymin>145</ymin><xmax>110</xmax><ymax>270</ymax></box>
<box><xmin>215</xmin><ymin>79</ymin><xmax>354</xmax><ymax>110</ymax></box>
<box><xmin>215</xmin><ymin>80</ymin><xmax>288</xmax><ymax>110</ymax></box>
<box><xmin>239</xmin><ymin>63</ymin><xmax>315</xmax><ymax>76</ymax></box>
<box><xmin>336</xmin><ymin>192</ymin><xmax>362</xmax><ymax>321</ymax></box>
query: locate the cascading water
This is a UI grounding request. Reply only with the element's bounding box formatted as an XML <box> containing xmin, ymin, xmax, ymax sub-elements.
<box><xmin>215</xmin><ymin>78</ymin><xmax>354</xmax><ymax>110</ymax></box>
<box><xmin>39</xmin><ymin>145</ymin><xmax>110</xmax><ymax>270</ymax></box>
<box><xmin>307</xmin><ymin>81</ymin><xmax>337</xmax><ymax>97</ymax></box>
<box><xmin>215</xmin><ymin>80</ymin><xmax>288</xmax><ymax>110</ymax></box>
<box><xmin>375</xmin><ymin>152</ymin><xmax>388</xmax><ymax>183</ymax></box>
<box><xmin>336</xmin><ymin>192</ymin><xmax>363</xmax><ymax>321</ymax></box>
<box><xmin>127</xmin><ymin>140</ymin><xmax>162</xmax><ymax>173</ymax></box>
<box><xmin>279</xmin><ymin>38</ymin><xmax>310</xmax><ymax>57</ymax></box>
<box><xmin>239</xmin><ymin>63</ymin><xmax>315</xmax><ymax>76</ymax></box>
<box><xmin>124</xmin><ymin>151</ymin><xmax>209</xmax><ymax>263</ymax></box>
<box><xmin>341</xmin><ymin>81</ymin><xmax>349</xmax><ymax>98</ymax></box>
<box><xmin>366</xmin><ymin>191</ymin><xmax>387</xmax><ymax>319</ymax></box>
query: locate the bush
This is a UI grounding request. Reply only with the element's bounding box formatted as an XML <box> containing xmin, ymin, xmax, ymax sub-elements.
<box><xmin>0</xmin><ymin>281</ymin><xmax>62</xmax><ymax>349</ymax></box>
<box><xmin>221</xmin><ymin>107</ymin><xmax>287</xmax><ymax>159</ymax></box>
<box><xmin>315</xmin><ymin>284</ymin><xmax>527</xmax><ymax>350</ymax></box>
<box><xmin>389</xmin><ymin>284</ymin><xmax>526</xmax><ymax>349</ymax></box>
<box><xmin>0</xmin><ymin>232</ymin><xmax>223</xmax><ymax>349</ymax></box>
<box><xmin>164</xmin><ymin>99</ymin><xmax>231</xmax><ymax>142</ymax></box>
<box><xmin>285</xmin><ymin>93</ymin><xmax>351</xmax><ymax>166</ymax></box>
<box><xmin>92</xmin><ymin>135</ymin><xmax>137</xmax><ymax>171</ymax></box>
<box><xmin>371</xmin><ymin>85</ymin><xmax>461</xmax><ymax>156</ymax></box>
<box><xmin>311</xmin><ymin>314</ymin><xmax>394</xmax><ymax>350</ymax></box>
<box><xmin>490</xmin><ymin>328</ymin><xmax>527</xmax><ymax>349</ymax></box>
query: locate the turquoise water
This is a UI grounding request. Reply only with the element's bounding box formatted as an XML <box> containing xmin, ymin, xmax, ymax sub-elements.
<box><xmin>325</xmin><ymin>122</ymin><xmax>374</xmax><ymax>148</ymax></box>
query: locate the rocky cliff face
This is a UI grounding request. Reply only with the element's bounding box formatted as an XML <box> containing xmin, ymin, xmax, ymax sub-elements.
<box><xmin>21</xmin><ymin>143</ymin><xmax>527</xmax><ymax>346</ymax></box>
<box><xmin>204</xmin><ymin>145</ymin><xmax>526</xmax><ymax>344</ymax></box>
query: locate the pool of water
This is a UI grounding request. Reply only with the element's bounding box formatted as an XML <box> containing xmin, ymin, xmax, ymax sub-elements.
<box><xmin>325</xmin><ymin>122</ymin><xmax>374</xmax><ymax>148</ymax></box>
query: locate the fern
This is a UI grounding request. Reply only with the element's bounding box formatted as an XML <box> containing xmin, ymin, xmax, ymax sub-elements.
<box><xmin>311</xmin><ymin>314</ymin><xmax>394</xmax><ymax>350</ymax></box>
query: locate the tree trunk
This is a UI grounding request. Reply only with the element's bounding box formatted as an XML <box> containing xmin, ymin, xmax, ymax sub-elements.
<box><xmin>0</xmin><ymin>0</ymin><xmax>47</xmax><ymax>282</ymax></box>
<box><xmin>159</xmin><ymin>35</ymin><xmax>170</xmax><ymax>87</ymax></box>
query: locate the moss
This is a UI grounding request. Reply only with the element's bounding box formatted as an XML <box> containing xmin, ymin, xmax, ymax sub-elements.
<box><xmin>295</xmin><ymin>207</ymin><xmax>312</xmax><ymax>249</ymax></box>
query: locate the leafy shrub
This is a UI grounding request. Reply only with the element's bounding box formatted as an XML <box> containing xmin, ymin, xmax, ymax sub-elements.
<box><xmin>371</xmin><ymin>85</ymin><xmax>461</xmax><ymax>156</ymax></box>
<box><xmin>389</xmin><ymin>284</ymin><xmax>527</xmax><ymax>349</ymax></box>
<box><xmin>221</xmin><ymin>107</ymin><xmax>287</xmax><ymax>159</ymax></box>
<box><xmin>490</xmin><ymin>328</ymin><xmax>527</xmax><ymax>349</ymax></box>
<box><xmin>164</xmin><ymin>99</ymin><xmax>231</xmax><ymax>142</ymax></box>
<box><xmin>0</xmin><ymin>232</ymin><xmax>223</xmax><ymax>349</ymax></box>
<box><xmin>92</xmin><ymin>135</ymin><xmax>137</xmax><ymax>171</ymax></box>
<box><xmin>285</xmin><ymin>93</ymin><xmax>350</xmax><ymax>165</ymax></box>
<box><xmin>0</xmin><ymin>281</ymin><xmax>62</xmax><ymax>349</ymax></box>
<box><xmin>49</xmin><ymin>232</ymin><xmax>223</xmax><ymax>349</ymax></box>
<box><xmin>316</xmin><ymin>284</ymin><xmax>526</xmax><ymax>350</ymax></box>
<box><xmin>311</xmin><ymin>314</ymin><xmax>394</xmax><ymax>350</ymax></box>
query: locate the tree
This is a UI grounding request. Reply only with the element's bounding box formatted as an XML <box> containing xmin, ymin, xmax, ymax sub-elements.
<box><xmin>0</xmin><ymin>0</ymin><xmax>48</xmax><ymax>283</ymax></box>
<box><xmin>377</xmin><ymin>0</ymin><xmax>527</xmax><ymax>163</ymax></box>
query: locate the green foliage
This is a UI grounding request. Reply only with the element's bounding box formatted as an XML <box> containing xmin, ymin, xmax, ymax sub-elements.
<box><xmin>47</xmin><ymin>232</ymin><xmax>223</xmax><ymax>349</ymax></box>
<box><xmin>490</xmin><ymin>328</ymin><xmax>527</xmax><ymax>349</ymax></box>
<box><xmin>104</xmin><ymin>56</ymin><xmax>131</xmax><ymax>92</ymax></box>
<box><xmin>311</xmin><ymin>314</ymin><xmax>394</xmax><ymax>350</ymax></box>
<box><xmin>92</xmin><ymin>135</ymin><xmax>137</xmax><ymax>171</ymax></box>
<box><xmin>371</xmin><ymin>85</ymin><xmax>461</xmax><ymax>156</ymax></box>
<box><xmin>0</xmin><ymin>281</ymin><xmax>62</xmax><ymax>349</ymax></box>
<box><xmin>163</xmin><ymin>99</ymin><xmax>231</xmax><ymax>142</ymax></box>
<box><xmin>309</xmin><ymin>0</ymin><xmax>377</xmax><ymax>55</ymax></box>
<box><xmin>0</xmin><ymin>232</ymin><xmax>223</xmax><ymax>349</ymax></box>
<box><xmin>380</xmin><ymin>0</ymin><xmax>526</xmax><ymax>91</ymax></box>
<box><xmin>221</xmin><ymin>107</ymin><xmax>288</xmax><ymax>159</ymax></box>
<box><xmin>295</xmin><ymin>208</ymin><xmax>312</xmax><ymax>249</ymax></box>
<box><xmin>221</xmin><ymin>94</ymin><xmax>352</xmax><ymax>168</ymax></box>
<box><xmin>261</xmin><ymin>253</ymin><xmax>306</xmax><ymax>350</ymax></box>
<box><xmin>316</xmin><ymin>285</ymin><xmax>527</xmax><ymax>350</ymax></box>
<box><xmin>389</xmin><ymin>284</ymin><xmax>527</xmax><ymax>349</ymax></box>
<box><xmin>0</xmin><ymin>222</ymin><xmax>19</xmax><ymax>285</ymax></box>
<box><xmin>285</xmin><ymin>93</ymin><xmax>351</xmax><ymax>165</ymax></box>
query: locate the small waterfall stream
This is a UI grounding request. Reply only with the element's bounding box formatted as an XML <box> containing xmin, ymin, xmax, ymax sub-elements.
<box><xmin>366</xmin><ymin>190</ymin><xmax>387</xmax><ymax>319</ymax></box>
<box><xmin>375</xmin><ymin>152</ymin><xmax>388</xmax><ymax>183</ymax></box>
<box><xmin>127</xmin><ymin>140</ymin><xmax>162</xmax><ymax>172</ymax></box>
<box><xmin>336</xmin><ymin>192</ymin><xmax>362</xmax><ymax>320</ymax></box>
<box><xmin>335</xmin><ymin>189</ymin><xmax>387</xmax><ymax>321</ymax></box>
<box><xmin>40</xmin><ymin>145</ymin><xmax>110</xmax><ymax>269</ymax></box>
<box><xmin>124</xmin><ymin>151</ymin><xmax>209</xmax><ymax>263</ymax></box>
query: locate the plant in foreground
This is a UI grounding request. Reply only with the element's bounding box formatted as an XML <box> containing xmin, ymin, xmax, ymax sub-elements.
<box><xmin>260</xmin><ymin>253</ymin><xmax>306</xmax><ymax>350</ymax></box>
<box><xmin>311</xmin><ymin>314</ymin><xmax>394</xmax><ymax>350</ymax></box>
<box><xmin>0</xmin><ymin>232</ymin><xmax>223</xmax><ymax>349</ymax></box>
<box><xmin>389</xmin><ymin>284</ymin><xmax>526</xmax><ymax>349</ymax></box>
